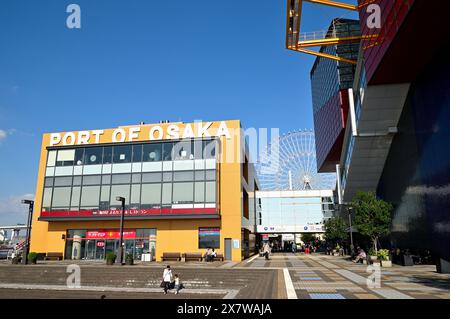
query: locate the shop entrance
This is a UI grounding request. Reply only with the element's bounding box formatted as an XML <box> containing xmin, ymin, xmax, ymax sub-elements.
<box><xmin>84</xmin><ymin>239</ymin><xmax>116</xmax><ymax>260</ymax></box>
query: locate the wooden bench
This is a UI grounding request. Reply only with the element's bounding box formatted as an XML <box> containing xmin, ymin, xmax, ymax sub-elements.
<box><xmin>44</xmin><ymin>252</ymin><xmax>63</xmax><ymax>261</ymax></box>
<box><xmin>215</xmin><ymin>253</ymin><xmax>224</xmax><ymax>261</ymax></box>
<box><xmin>183</xmin><ymin>253</ymin><xmax>203</xmax><ymax>262</ymax></box>
<box><xmin>161</xmin><ymin>252</ymin><xmax>181</xmax><ymax>261</ymax></box>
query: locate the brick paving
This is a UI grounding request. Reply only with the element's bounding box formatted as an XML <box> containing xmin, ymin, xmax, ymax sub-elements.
<box><xmin>1</xmin><ymin>253</ymin><xmax>449</xmax><ymax>299</ymax></box>
<box><xmin>240</xmin><ymin>253</ymin><xmax>450</xmax><ymax>299</ymax></box>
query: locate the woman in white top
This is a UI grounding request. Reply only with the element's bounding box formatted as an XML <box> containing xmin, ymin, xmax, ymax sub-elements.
<box><xmin>162</xmin><ymin>265</ymin><xmax>173</xmax><ymax>294</ymax></box>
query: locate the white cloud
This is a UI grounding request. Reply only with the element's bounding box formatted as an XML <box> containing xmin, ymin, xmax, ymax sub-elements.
<box><xmin>0</xmin><ymin>194</ymin><xmax>35</xmax><ymax>225</ymax></box>
<box><xmin>0</xmin><ymin>130</ymin><xmax>7</xmax><ymax>141</ymax></box>
<box><xmin>0</xmin><ymin>128</ymin><xmax>16</xmax><ymax>143</ymax></box>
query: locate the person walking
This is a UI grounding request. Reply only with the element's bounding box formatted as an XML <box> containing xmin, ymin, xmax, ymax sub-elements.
<box><xmin>162</xmin><ymin>265</ymin><xmax>173</xmax><ymax>294</ymax></box>
<box><xmin>263</xmin><ymin>242</ymin><xmax>271</xmax><ymax>260</ymax></box>
<box><xmin>173</xmin><ymin>274</ymin><xmax>183</xmax><ymax>294</ymax></box>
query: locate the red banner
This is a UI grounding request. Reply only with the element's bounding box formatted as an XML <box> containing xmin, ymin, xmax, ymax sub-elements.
<box><xmin>86</xmin><ymin>230</ymin><xmax>136</xmax><ymax>239</ymax></box>
<box><xmin>40</xmin><ymin>207</ymin><xmax>218</xmax><ymax>219</ymax></box>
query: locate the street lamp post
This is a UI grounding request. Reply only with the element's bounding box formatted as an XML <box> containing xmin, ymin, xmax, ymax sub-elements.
<box><xmin>348</xmin><ymin>206</ymin><xmax>354</xmax><ymax>256</ymax></box>
<box><xmin>21</xmin><ymin>199</ymin><xmax>34</xmax><ymax>265</ymax></box>
<box><xmin>116</xmin><ymin>196</ymin><xmax>126</xmax><ymax>265</ymax></box>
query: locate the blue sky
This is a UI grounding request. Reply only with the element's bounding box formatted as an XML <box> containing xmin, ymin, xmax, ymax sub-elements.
<box><xmin>0</xmin><ymin>0</ymin><xmax>357</xmax><ymax>225</ymax></box>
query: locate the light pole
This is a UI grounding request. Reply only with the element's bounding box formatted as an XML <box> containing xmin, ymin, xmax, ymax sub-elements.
<box><xmin>21</xmin><ymin>199</ymin><xmax>34</xmax><ymax>265</ymax></box>
<box><xmin>116</xmin><ymin>196</ymin><xmax>126</xmax><ymax>265</ymax></box>
<box><xmin>348</xmin><ymin>206</ymin><xmax>354</xmax><ymax>256</ymax></box>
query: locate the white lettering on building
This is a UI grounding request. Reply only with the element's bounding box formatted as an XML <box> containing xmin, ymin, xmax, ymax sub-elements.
<box><xmin>47</xmin><ymin>121</ymin><xmax>231</xmax><ymax>146</ymax></box>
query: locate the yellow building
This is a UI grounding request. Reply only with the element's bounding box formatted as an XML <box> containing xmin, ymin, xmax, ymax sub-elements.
<box><xmin>30</xmin><ymin>120</ymin><xmax>259</xmax><ymax>262</ymax></box>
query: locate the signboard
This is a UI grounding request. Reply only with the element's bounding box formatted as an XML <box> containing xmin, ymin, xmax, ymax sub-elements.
<box><xmin>40</xmin><ymin>207</ymin><xmax>218</xmax><ymax>220</ymax></box>
<box><xmin>48</xmin><ymin>121</ymin><xmax>232</xmax><ymax>147</ymax></box>
<box><xmin>96</xmin><ymin>241</ymin><xmax>105</xmax><ymax>247</ymax></box>
<box><xmin>86</xmin><ymin>230</ymin><xmax>136</xmax><ymax>240</ymax></box>
<box><xmin>257</xmin><ymin>225</ymin><xmax>325</xmax><ymax>233</ymax></box>
<box><xmin>233</xmin><ymin>239</ymin><xmax>240</xmax><ymax>249</ymax></box>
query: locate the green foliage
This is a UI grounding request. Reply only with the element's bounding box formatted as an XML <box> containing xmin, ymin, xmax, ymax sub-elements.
<box><xmin>106</xmin><ymin>252</ymin><xmax>117</xmax><ymax>262</ymax></box>
<box><xmin>28</xmin><ymin>252</ymin><xmax>38</xmax><ymax>263</ymax></box>
<box><xmin>125</xmin><ymin>253</ymin><xmax>133</xmax><ymax>261</ymax></box>
<box><xmin>368</xmin><ymin>248</ymin><xmax>377</xmax><ymax>256</ymax></box>
<box><xmin>324</xmin><ymin>217</ymin><xmax>347</xmax><ymax>244</ymax></box>
<box><xmin>301</xmin><ymin>233</ymin><xmax>316</xmax><ymax>243</ymax></box>
<box><xmin>377</xmin><ymin>249</ymin><xmax>390</xmax><ymax>261</ymax></box>
<box><xmin>351</xmin><ymin>191</ymin><xmax>393</xmax><ymax>253</ymax></box>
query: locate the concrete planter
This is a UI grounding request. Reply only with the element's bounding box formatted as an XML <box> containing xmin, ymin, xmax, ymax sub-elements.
<box><xmin>370</xmin><ymin>256</ymin><xmax>378</xmax><ymax>262</ymax></box>
<box><xmin>381</xmin><ymin>260</ymin><xmax>392</xmax><ymax>267</ymax></box>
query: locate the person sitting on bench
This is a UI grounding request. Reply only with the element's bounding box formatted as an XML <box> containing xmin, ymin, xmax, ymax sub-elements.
<box><xmin>353</xmin><ymin>247</ymin><xmax>366</xmax><ymax>263</ymax></box>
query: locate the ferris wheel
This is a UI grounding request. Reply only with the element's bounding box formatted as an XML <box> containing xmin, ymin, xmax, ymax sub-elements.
<box><xmin>256</xmin><ymin>130</ymin><xmax>336</xmax><ymax>191</ymax></box>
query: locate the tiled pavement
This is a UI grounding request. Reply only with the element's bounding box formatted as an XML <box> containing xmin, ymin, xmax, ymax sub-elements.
<box><xmin>238</xmin><ymin>253</ymin><xmax>450</xmax><ymax>299</ymax></box>
<box><xmin>1</xmin><ymin>254</ymin><xmax>449</xmax><ymax>299</ymax></box>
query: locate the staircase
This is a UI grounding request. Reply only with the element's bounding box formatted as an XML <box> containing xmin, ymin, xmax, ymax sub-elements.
<box><xmin>0</xmin><ymin>264</ymin><xmax>280</xmax><ymax>298</ymax></box>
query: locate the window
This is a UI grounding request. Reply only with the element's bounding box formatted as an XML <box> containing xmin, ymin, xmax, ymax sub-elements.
<box><xmin>42</xmin><ymin>188</ymin><xmax>53</xmax><ymax>208</ymax></box>
<box><xmin>84</xmin><ymin>147</ymin><xmax>103</xmax><ymax>165</ymax></box>
<box><xmin>173</xmin><ymin>182</ymin><xmax>194</xmax><ymax>204</ymax></box>
<box><xmin>243</xmin><ymin>189</ymin><xmax>249</xmax><ymax>219</ymax></box>
<box><xmin>205</xmin><ymin>170</ymin><xmax>216</xmax><ymax>180</ymax></box>
<box><xmin>173</xmin><ymin>171</ymin><xmax>194</xmax><ymax>182</ymax></box>
<box><xmin>173</xmin><ymin>141</ymin><xmax>193</xmax><ymax>160</ymax></box>
<box><xmin>70</xmin><ymin>187</ymin><xmax>81</xmax><ymax>209</ymax></box>
<box><xmin>113</xmin><ymin>145</ymin><xmax>132</xmax><ymax>163</ymax></box>
<box><xmin>52</xmin><ymin>187</ymin><xmax>72</xmax><ymax>208</ymax></box>
<box><xmin>142</xmin><ymin>172</ymin><xmax>162</xmax><ymax>183</ymax></box>
<box><xmin>56</xmin><ymin>150</ymin><xmax>75</xmax><ymax>166</ymax></box>
<box><xmin>162</xmin><ymin>172</ymin><xmax>172</xmax><ymax>182</ymax></box>
<box><xmin>203</xmin><ymin>140</ymin><xmax>216</xmax><ymax>159</ymax></box>
<box><xmin>103</xmin><ymin>146</ymin><xmax>113</xmax><ymax>164</ymax></box>
<box><xmin>195</xmin><ymin>171</ymin><xmax>205</xmax><ymax>180</ymax></box>
<box><xmin>110</xmin><ymin>185</ymin><xmax>130</xmax><ymax>205</ymax></box>
<box><xmin>80</xmin><ymin>186</ymin><xmax>100</xmax><ymax>207</ymax></box>
<box><xmin>73</xmin><ymin>176</ymin><xmax>82</xmax><ymax>186</ymax></box>
<box><xmin>111</xmin><ymin>174</ymin><xmax>131</xmax><ymax>184</ymax></box>
<box><xmin>132</xmin><ymin>144</ymin><xmax>143</xmax><ymax>162</ymax></box>
<box><xmin>47</xmin><ymin>151</ymin><xmax>57</xmax><ymax>167</ymax></box>
<box><xmin>101</xmin><ymin>175</ymin><xmax>111</xmax><ymax>185</ymax></box>
<box><xmin>44</xmin><ymin>177</ymin><xmax>54</xmax><ymax>187</ymax></box>
<box><xmin>161</xmin><ymin>183</ymin><xmax>172</xmax><ymax>205</ymax></box>
<box><xmin>130</xmin><ymin>184</ymin><xmax>141</xmax><ymax>208</ymax></box>
<box><xmin>141</xmin><ymin>184</ymin><xmax>161</xmax><ymax>207</ymax></box>
<box><xmin>162</xmin><ymin>142</ymin><xmax>174</xmax><ymax>161</ymax></box>
<box><xmin>194</xmin><ymin>182</ymin><xmax>205</xmax><ymax>203</ymax></box>
<box><xmin>82</xmin><ymin>175</ymin><xmax>101</xmax><ymax>185</ymax></box>
<box><xmin>143</xmin><ymin>143</ymin><xmax>162</xmax><ymax>162</ymax></box>
<box><xmin>198</xmin><ymin>228</ymin><xmax>220</xmax><ymax>249</ymax></box>
<box><xmin>54</xmin><ymin>176</ymin><xmax>73</xmax><ymax>187</ymax></box>
<box><xmin>132</xmin><ymin>173</ymin><xmax>141</xmax><ymax>184</ymax></box>
<box><xmin>205</xmin><ymin>182</ymin><xmax>216</xmax><ymax>203</ymax></box>
<box><xmin>75</xmin><ymin>148</ymin><xmax>84</xmax><ymax>165</ymax></box>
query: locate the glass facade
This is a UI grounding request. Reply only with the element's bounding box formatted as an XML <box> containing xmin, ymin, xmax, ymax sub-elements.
<box><xmin>64</xmin><ymin>228</ymin><xmax>157</xmax><ymax>261</ymax></box>
<box><xmin>42</xmin><ymin>139</ymin><xmax>218</xmax><ymax>215</ymax></box>
<box><xmin>257</xmin><ymin>195</ymin><xmax>334</xmax><ymax>226</ymax></box>
<box><xmin>310</xmin><ymin>19</ymin><xmax>361</xmax><ymax>172</ymax></box>
<box><xmin>377</xmin><ymin>43</ymin><xmax>450</xmax><ymax>262</ymax></box>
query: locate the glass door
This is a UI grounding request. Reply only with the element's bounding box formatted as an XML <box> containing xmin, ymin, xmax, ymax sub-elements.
<box><xmin>85</xmin><ymin>240</ymin><xmax>95</xmax><ymax>260</ymax></box>
<box><xmin>95</xmin><ymin>241</ymin><xmax>105</xmax><ymax>260</ymax></box>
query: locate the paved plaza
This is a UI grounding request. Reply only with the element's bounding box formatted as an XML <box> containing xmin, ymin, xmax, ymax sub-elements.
<box><xmin>0</xmin><ymin>253</ymin><xmax>449</xmax><ymax>299</ymax></box>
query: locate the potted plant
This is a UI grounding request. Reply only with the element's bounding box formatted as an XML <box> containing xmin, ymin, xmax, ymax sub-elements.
<box><xmin>28</xmin><ymin>252</ymin><xmax>38</xmax><ymax>264</ymax></box>
<box><xmin>378</xmin><ymin>249</ymin><xmax>392</xmax><ymax>267</ymax></box>
<box><xmin>125</xmin><ymin>253</ymin><xmax>134</xmax><ymax>266</ymax></box>
<box><xmin>368</xmin><ymin>248</ymin><xmax>378</xmax><ymax>262</ymax></box>
<box><xmin>106</xmin><ymin>252</ymin><xmax>116</xmax><ymax>265</ymax></box>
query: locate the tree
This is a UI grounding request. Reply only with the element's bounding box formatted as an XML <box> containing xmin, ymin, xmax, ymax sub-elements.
<box><xmin>301</xmin><ymin>233</ymin><xmax>317</xmax><ymax>244</ymax></box>
<box><xmin>324</xmin><ymin>217</ymin><xmax>347</xmax><ymax>246</ymax></box>
<box><xmin>351</xmin><ymin>191</ymin><xmax>393</xmax><ymax>254</ymax></box>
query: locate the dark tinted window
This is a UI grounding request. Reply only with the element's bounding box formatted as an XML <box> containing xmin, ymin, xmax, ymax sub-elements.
<box><xmin>84</xmin><ymin>147</ymin><xmax>103</xmax><ymax>165</ymax></box>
